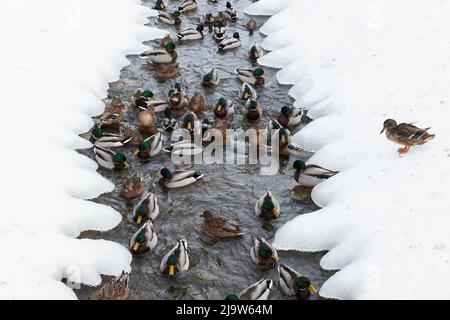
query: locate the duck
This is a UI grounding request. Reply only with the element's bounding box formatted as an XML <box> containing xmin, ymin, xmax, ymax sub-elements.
<box><xmin>164</xmin><ymin>140</ymin><xmax>203</xmax><ymax>157</ymax></box>
<box><xmin>177</xmin><ymin>24</ymin><xmax>204</xmax><ymax>42</ymax></box>
<box><xmin>159</xmin><ymin>168</ymin><xmax>204</xmax><ymax>189</ymax></box>
<box><xmin>169</xmin><ymin>91</ymin><xmax>188</xmax><ymax>111</ymax></box>
<box><xmin>254</xmin><ymin>189</ymin><xmax>280</xmax><ymax>220</ymax></box>
<box><xmin>214</xmin><ymin>97</ymin><xmax>234</xmax><ymax>120</ymax></box>
<box><xmin>97</xmin><ymin>99</ymin><xmax>126</xmax><ymax>126</ymax></box>
<box><xmin>134</xmin><ymin>132</ymin><xmax>162</xmax><ymax>159</ymax></box>
<box><xmin>93</xmin><ymin>131</ymin><xmax>132</xmax><ymax>149</ymax></box>
<box><xmin>160</xmin><ymin>239</ymin><xmax>189</xmax><ymax>278</ymax></box>
<box><xmin>203</xmin><ymin>118</ymin><xmax>229</xmax><ymax>143</ymax></box>
<box><xmin>278</xmin><ymin>106</ymin><xmax>303</xmax><ymax>129</ymax></box>
<box><xmin>188</xmin><ymin>91</ymin><xmax>205</xmax><ymax>116</ymax></box>
<box><xmin>293</xmin><ymin>160</ymin><xmax>338</xmax><ymax>189</ymax></box>
<box><xmin>276</xmin><ymin>127</ymin><xmax>292</xmax><ymax>156</ymax></box>
<box><xmin>178</xmin><ymin>0</ymin><xmax>197</xmax><ymax>13</ymax></box>
<box><xmin>97</xmin><ymin>271</ymin><xmax>130</xmax><ymax>300</ymax></box>
<box><xmin>153</xmin><ymin>0</ymin><xmax>166</xmax><ymax>10</ymax></box>
<box><xmin>213</xmin><ymin>21</ymin><xmax>228</xmax><ymax>42</ymax></box>
<box><xmin>161</xmin><ymin>108</ymin><xmax>178</xmax><ymax>132</ymax></box>
<box><xmin>119</xmin><ymin>124</ymin><xmax>143</xmax><ymax>146</ymax></box>
<box><xmin>224</xmin><ymin>2</ymin><xmax>237</xmax><ymax>20</ymax></box>
<box><xmin>132</xmin><ymin>89</ymin><xmax>156</xmax><ymax>109</ymax></box>
<box><xmin>250</xmin><ymin>237</ymin><xmax>279</xmax><ymax>268</ymax></box>
<box><xmin>94</xmin><ymin>146</ymin><xmax>129</xmax><ymax>171</ymax></box>
<box><xmin>168</xmin><ymin>82</ymin><xmax>184</xmax><ymax>96</ymax></box>
<box><xmin>200</xmin><ymin>211</ymin><xmax>243</xmax><ymax>239</ymax></box>
<box><xmin>180</xmin><ymin>112</ymin><xmax>201</xmax><ymax>136</ymax></box>
<box><xmin>130</xmin><ymin>221</ymin><xmax>158</xmax><ymax>255</ymax></box>
<box><xmin>239</xmin><ymin>82</ymin><xmax>257</xmax><ymax>100</ymax></box>
<box><xmin>120</xmin><ymin>173</ymin><xmax>144</xmax><ymax>200</ymax></box>
<box><xmin>160</xmin><ymin>35</ymin><xmax>174</xmax><ymax>48</ymax></box>
<box><xmin>155</xmin><ymin>62</ymin><xmax>180</xmax><ymax>78</ymax></box>
<box><xmin>235</xmin><ymin>68</ymin><xmax>265</xmax><ymax>86</ymax></box>
<box><xmin>380</xmin><ymin>119</ymin><xmax>436</xmax><ymax>154</ymax></box>
<box><xmin>249</xmin><ymin>43</ymin><xmax>263</xmax><ymax>61</ymax></box>
<box><xmin>266</xmin><ymin>119</ymin><xmax>282</xmax><ymax>134</ymax></box>
<box><xmin>137</xmin><ymin>109</ymin><xmax>157</xmax><ymax>134</ymax></box>
<box><xmin>225</xmin><ymin>279</ymin><xmax>274</xmax><ymax>300</ymax></box>
<box><xmin>202</xmin><ymin>68</ymin><xmax>220</xmax><ymax>87</ymax></box>
<box><xmin>140</xmin><ymin>42</ymin><xmax>177</xmax><ymax>64</ymax></box>
<box><xmin>246</xmin><ymin>19</ymin><xmax>258</xmax><ymax>32</ymax></box>
<box><xmin>203</xmin><ymin>13</ymin><xmax>215</xmax><ymax>26</ymax></box>
<box><xmin>278</xmin><ymin>264</ymin><xmax>318</xmax><ymax>300</ymax></box>
<box><xmin>245</xmin><ymin>99</ymin><xmax>262</xmax><ymax>122</ymax></box>
<box><xmin>158</xmin><ymin>11</ymin><xmax>182</xmax><ymax>26</ymax></box>
<box><xmin>145</xmin><ymin>99</ymin><xmax>171</xmax><ymax>113</ymax></box>
<box><xmin>132</xmin><ymin>192</ymin><xmax>160</xmax><ymax>225</ymax></box>
<box><xmin>218</xmin><ymin>32</ymin><xmax>241</xmax><ymax>51</ymax></box>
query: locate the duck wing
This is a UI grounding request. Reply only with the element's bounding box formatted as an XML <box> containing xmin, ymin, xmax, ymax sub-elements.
<box><xmin>304</xmin><ymin>165</ymin><xmax>338</xmax><ymax>178</ymax></box>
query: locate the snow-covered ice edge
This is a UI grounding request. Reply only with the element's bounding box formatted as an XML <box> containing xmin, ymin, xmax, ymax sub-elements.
<box><xmin>0</xmin><ymin>0</ymin><xmax>165</xmax><ymax>299</ymax></box>
<box><xmin>246</xmin><ymin>0</ymin><xmax>450</xmax><ymax>299</ymax></box>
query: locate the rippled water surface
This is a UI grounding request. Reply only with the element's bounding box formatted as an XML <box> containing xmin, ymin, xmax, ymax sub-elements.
<box><xmin>76</xmin><ymin>0</ymin><xmax>333</xmax><ymax>300</ymax></box>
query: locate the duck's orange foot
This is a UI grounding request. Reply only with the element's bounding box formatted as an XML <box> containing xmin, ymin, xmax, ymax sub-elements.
<box><xmin>397</xmin><ymin>146</ymin><xmax>411</xmax><ymax>154</ymax></box>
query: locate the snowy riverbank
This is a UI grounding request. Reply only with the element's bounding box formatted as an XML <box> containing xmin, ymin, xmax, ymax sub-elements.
<box><xmin>247</xmin><ymin>0</ymin><xmax>450</xmax><ymax>299</ymax></box>
<box><xmin>0</xmin><ymin>0</ymin><xmax>164</xmax><ymax>299</ymax></box>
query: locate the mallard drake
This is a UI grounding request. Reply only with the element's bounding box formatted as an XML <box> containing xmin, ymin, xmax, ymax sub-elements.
<box><xmin>158</xmin><ymin>11</ymin><xmax>182</xmax><ymax>26</ymax></box>
<box><xmin>380</xmin><ymin>119</ymin><xmax>435</xmax><ymax>154</ymax></box>
<box><xmin>213</xmin><ymin>21</ymin><xmax>228</xmax><ymax>42</ymax></box>
<box><xmin>97</xmin><ymin>99</ymin><xmax>126</xmax><ymax>126</ymax></box>
<box><xmin>169</xmin><ymin>91</ymin><xmax>188</xmax><ymax>111</ymax></box>
<box><xmin>132</xmin><ymin>192</ymin><xmax>160</xmax><ymax>224</ymax></box>
<box><xmin>249</xmin><ymin>43</ymin><xmax>263</xmax><ymax>61</ymax></box>
<box><xmin>203</xmin><ymin>13</ymin><xmax>215</xmax><ymax>26</ymax></box>
<box><xmin>159</xmin><ymin>168</ymin><xmax>204</xmax><ymax>189</ymax></box>
<box><xmin>160</xmin><ymin>239</ymin><xmax>189</xmax><ymax>278</ymax></box>
<box><xmin>200</xmin><ymin>210</ymin><xmax>243</xmax><ymax>238</ymax></box>
<box><xmin>214</xmin><ymin>97</ymin><xmax>234</xmax><ymax>119</ymax></box>
<box><xmin>160</xmin><ymin>35</ymin><xmax>173</xmax><ymax>48</ymax></box>
<box><xmin>250</xmin><ymin>237</ymin><xmax>279</xmax><ymax>268</ymax></box>
<box><xmin>140</xmin><ymin>42</ymin><xmax>177</xmax><ymax>64</ymax></box>
<box><xmin>132</xmin><ymin>89</ymin><xmax>156</xmax><ymax>109</ymax></box>
<box><xmin>188</xmin><ymin>91</ymin><xmax>205</xmax><ymax>116</ymax></box>
<box><xmin>245</xmin><ymin>99</ymin><xmax>262</xmax><ymax>122</ymax></box>
<box><xmin>97</xmin><ymin>271</ymin><xmax>129</xmax><ymax>300</ymax></box>
<box><xmin>239</xmin><ymin>82</ymin><xmax>257</xmax><ymax>100</ymax></box>
<box><xmin>276</xmin><ymin>127</ymin><xmax>292</xmax><ymax>156</ymax></box>
<box><xmin>137</xmin><ymin>109</ymin><xmax>157</xmax><ymax>134</ymax></box>
<box><xmin>130</xmin><ymin>221</ymin><xmax>158</xmax><ymax>255</ymax></box>
<box><xmin>161</xmin><ymin>108</ymin><xmax>178</xmax><ymax>131</ymax></box>
<box><xmin>278</xmin><ymin>264</ymin><xmax>318</xmax><ymax>299</ymax></box>
<box><xmin>94</xmin><ymin>146</ymin><xmax>129</xmax><ymax>170</ymax></box>
<box><xmin>180</xmin><ymin>112</ymin><xmax>201</xmax><ymax>135</ymax></box>
<box><xmin>254</xmin><ymin>189</ymin><xmax>280</xmax><ymax>220</ymax></box>
<box><xmin>120</xmin><ymin>173</ymin><xmax>144</xmax><ymax>200</ymax></box>
<box><xmin>177</xmin><ymin>24</ymin><xmax>204</xmax><ymax>41</ymax></box>
<box><xmin>93</xmin><ymin>130</ymin><xmax>132</xmax><ymax>149</ymax></box>
<box><xmin>134</xmin><ymin>132</ymin><xmax>162</xmax><ymax>159</ymax></box>
<box><xmin>153</xmin><ymin>0</ymin><xmax>166</xmax><ymax>10</ymax></box>
<box><xmin>278</xmin><ymin>106</ymin><xmax>303</xmax><ymax>129</ymax></box>
<box><xmin>235</xmin><ymin>68</ymin><xmax>265</xmax><ymax>86</ymax></box>
<box><xmin>218</xmin><ymin>32</ymin><xmax>241</xmax><ymax>51</ymax></box>
<box><xmin>164</xmin><ymin>140</ymin><xmax>203</xmax><ymax>157</ymax></box>
<box><xmin>202</xmin><ymin>68</ymin><xmax>220</xmax><ymax>87</ymax></box>
<box><xmin>178</xmin><ymin>0</ymin><xmax>197</xmax><ymax>13</ymax></box>
<box><xmin>225</xmin><ymin>279</ymin><xmax>273</xmax><ymax>300</ymax></box>
<box><xmin>246</xmin><ymin>19</ymin><xmax>258</xmax><ymax>32</ymax></box>
<box><xmin>267</xmin><ymin>119</ymin><xmax>282</xmax><ymax>133</ymax></box>
<box><xmin>293</xmin><ymin>160</ymin><xmax>338</xmax><ymax>188</ymax></box>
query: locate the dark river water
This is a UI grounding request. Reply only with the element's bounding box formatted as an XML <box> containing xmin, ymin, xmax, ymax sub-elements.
<box><xmin>76</xmin><ymin>0</ymin><xmax>333</xmax><ymax>300</ymax></box>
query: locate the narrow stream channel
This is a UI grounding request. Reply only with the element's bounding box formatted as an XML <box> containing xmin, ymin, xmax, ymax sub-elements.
<box><xmin>76</xmin><ymin>0</ymin><xmax>333</xmax><ymax>300</ymax></box>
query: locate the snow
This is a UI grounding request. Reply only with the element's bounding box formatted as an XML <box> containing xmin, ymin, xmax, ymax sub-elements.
<box><xmin>246</xmin><ymin>0</ymin><xmax>450</xmax><ymax>299</ymax></box>
<box><xmin>0</xmin><ymin>0</ymin><xmax>165</xmax><ymax>299</ymax></box>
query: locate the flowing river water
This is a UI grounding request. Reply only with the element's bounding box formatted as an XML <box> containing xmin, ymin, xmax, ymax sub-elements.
<box><xmin>76</xmin><ymin>0</ymin><xmax>333</xmax><ymax>300</ymax></box>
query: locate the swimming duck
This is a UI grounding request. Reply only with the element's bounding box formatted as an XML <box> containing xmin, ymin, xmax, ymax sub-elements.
<box><xmin>188</xmin><ymin>91</ymin><xmax>205</xmax><ymax>116</ymax></box>
<box><xmin>120</xmin><ymin>173</ymin><xmax>144</xmax><ymax>200</ymax></box>
<box><xmin>218</xmin><ymin>32</ymin><xmax>241</xmax><ymax>51</ymax></box>
<box><xmin>153</xmin><ymin>0</ymin><xmax>166</xmax><ymax>10</ymax></box>
<box><xmin>137</xmin><ymin>109</ymin><xmax>157</xmax><ymax>134</ymax></box>
<box><xmin>235</xmin><ymin>68</ymin><xmax>265</xmax><ymax>86</ymax></box>
<box><xmin>276</xmin><ymin>127</ymin><xmax>292</xmax><ymax>156</ymax></box>
<box><xmin>155</xmin><ymin>62</ymin><xmax>180</xmax><ymax>78</ymax></box>
<box><xmin>178</xmin><ymin>0</ymin><xmax>197</xmax><ymax>13</ymax></box>
<box><xmin>158</xmin><ymin>11</ymin><xmax>182</xmax><ymax>26</ymax></box>
<box><xmin>97</xmin><ymin>99</ymin><xmax>126</xmax><ymax>126</ymax></box>
<box><xmin>140</xmin><ymin>42</ymin><xmax>177</xmax><ymax>64</ymax></box>
<box><xmin>203</xmin><ymin>13</ymin><xmax>215</xmax><ymax>26</ymax></box>
<box><xmin>177</xmin><ymin>24</ymin><xmax>204</xmax><ymax>42</ymax></box>
<box><xmin>160</xmin><ymin>35</ymin><xmax>174</xmax><ymax>49</ymax></box>
<box><xmin>161</xmin><ymin>108</ymin><xmax>178</xmax><ymax>132</ymax></box>
<box><xmin>145</xmin><ymin>99</ymin><xmax>171</xmax><ymax>113</ymax></box>
<box><xmin>293</xmin><ymin>160</ymin><xmax>338</xmax><ymax>189</ymax></box>
<box><xmin>119</xmin><ymin>124</ymin><xmax>143</xmax><ymax>146</ymax></box>
<box><xmin>214</xmin><ymin>97</ymin><xmax>234</xmax><ymax>119</ymax></box>
<box><xmin>202</xmin><ymin>68</ymin><xmax>220</xmax><ymax>87</ymax></box>
<box><xmin>250</xmin><ymin>237</ymin><xmax>279</xmax><ymax>268</ymax></box>
<box><xmin>239</xmin><ymin>82</ymin><xmax>257</xmax><ymax>100</ymax></box>
<box><xmin>225</xmin><ymin>279</ymin><xmax>274</xmax><ymax>300</ymax></box>
<box><xmin>130</xmin><ymin>221</ymin><xmax>158</xmax><ymax>255</ymax></box>
<box><xmin>278</xmin><ymin>264</ymin><xmax>318</xmax><ymax>299</ymax></box>
<box><xmin>159</xmin><ymin>168</ymin><xmax>204</xmax><ymax>189</ymax></box>
<box><xmin>168</xmin><ymin>82</ymin><xmax>184</xmax><ymax>96</ymax></box>
<box><xmin>132</xmin><ymin>192</ymin><xmax>160</xmax><ymax>224</ymax></box>
<box><xmin>180</xmin><ymin>112</ymin><xmax>201</xmax><ymax>135</ymax></box>
<box><xmin>134</xmin><ymin>132</ymin><xmax>162</xmax><ymax>159</ymax></box>
<box><xmin>200</xmin><ymin>210</ymin><xmax>243</xmax><ymax>239</ymax></box>
<box><xmin>93</xmin><ymin>130</ymin><xmax>132</xmax><ymax>149</ymax></box>
<box><xmin>213</xmin><ymin>21</ymin><xmax>228</xmax><ymax>42</ymax></box>
<box><xmin>160</xmin><ymin>239</ymin><xmax>189</xmax><ymax>278</ymax></box>
<box><xmin>278</xmin><ymin>106</ymin><xmax>303</xmax><ymax>129</ymax></box>
<box><xmin>94</xmin><ymin>146</ymin><xmax>129</xmax><ymax>171</ymax></box>
<box><xmin>254</xmin><ymin>189</ymin><xmax>280</xmax><ymax>220</ymax></box>
<box><xmin>97</xmin><ymin>271</ymin><xmax>130</xmax><ymax>300</ymax></box>
<box><xmin>266</xmin><ymin>119</ymin><xmax>282</xmax><ymax>134</ymax></box>
<box><xmin>245</xmin><ymin>99</ymin><xmax>262</xmax><ymax>122</ymax></box>
<box><xmin>224</xmin><ymin>2</ymin><xmax>237</xmax><ymax>19</ymax></box>
<box><xmin>169</xmin><ymin>91</ymin><xmax>188</xmax><ymax>111</ymax></box>
<box><xmin>132</xmin><ymin>89</ymin><xmax>156</xmax><ymax>109</ymax></box>
<box><xmin>249</xmin><ymin>43</ymin><xmax>263</xmax><ymax>61</ymax></box>
<box><xmin>246</xmin><ymin>19</ymin><xmax>258</xmax><ymax>32</ymax></box>
<box><xmin>380</xmin><ymin>119</ymin><xmax>435</xmax><ymax>154</ymax></box>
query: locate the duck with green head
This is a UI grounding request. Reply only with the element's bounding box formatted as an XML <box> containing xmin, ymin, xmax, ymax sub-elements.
<box><xmin>120</xmin><ymin>173</ymin><xmax>144</xmax><ymax>200</ymax></box>
<box><xmin>140</xmin><ymin>42</ymin><xmax>177</xmax><ymax>64</ymax></box>
<box><xmin>218</xmin><ymin>32</ymin><xmax>241</xmax><ymax>52</ymax></box>
<box><xmin>224</xmin><ymin>1</ymin><xmax>237</xmax><ymax>20</ymax></box>
<box><xmin>91</xmin><ymin>126</ymin><xmax>132</xmax><ymax>148</ymax></box>
<box><xmin>203</xmin><ymin>12</ymin><xmax>215</xmax><ymax>26</ymax></box>
<box><xmin>132</xmin><ymin>89</ymin><xmax>157</xmax><ymax>109</ymax></box>
<box><xmin>158</xmin><ymin>11</ymin><xmax>181</xmax><ymax>26</ymax></box>
<box><xmin>134</xmin><ymin>132</ymin><xmax>162</xmax><ymax>159</ymax></box>
<box><xmin>249</xmin><ymin>43</ymin><xmax>262</xmax><ymax>61</ymax></box>
<box><xmin>235</xmin><ymin>68</ymin><xmax>265</xmax><ymax>86</ymax></box>
<box><xmin>153</xmin><ymin>0</ymin><xmax>166</xmax><ymax>10</ymax></box>
<box><xmin>278</xmin><ymin>264</ymin><xmax>318</xmax><ymax>300</ymax></box>
<box><xmin>245</xmin><ymin>99</ymin><xmax>262</xmax><ymax>122</ymax></box>
<box><xmin>202</xmin><ymin>68</ymin><xmax>220</xmax><ymax>87</ymax></box>
<box><xmin>177</xmin><ymin>24</ymin><xmax>204</xmax><ymax>41</ymax></box>
<box><xmin>239</xmin><ymin>82</ymin><xmax>257</xmax><ymax>100</ymax></box>
<box><xmin>94</xmin><ymin>146</ymin><xmax>129</xmax><ymax>171</ymax></box>
<box><xmin>214</xmin><ymin>97</ymin><xmax>234</xmax><ymax>120</ymax></box>
<box><xmin>250</xmin><ymin>237</ymin><xmax>279</xmax><ymax>268</ymax></box>
<box><xmin>278</xmin><ymin>105</ymin><xmax>303</xmax><ymax>129</ymax></box>
<box><xmin>160</xmin><ymin>239</ymin><xmax>189</xmax><ymax>278</ymax></box>
<box><xmin>159</xmin><ymin>168</ymin><xmax>204</xmax><ymax>189</ymax></box>
<box><xmin>293</xmin><ymin>160</ymin><xmax>338</xmax><ymax>190</ymax></box>
<box><xmin>130</xmin><ymin>221</ymin><xmax>158</xmax><ymax>255</ymax></box>
<box><xmin>276</xmin><ymin>127</ymin><xmax>292</xmax><ymax>156</ymax></box>
<box><xmin>254</xmin><ymin>189</ymin><xmax>280</xmax><ymax>220</ymax></box>
<box><xmin>168</xmin><ymin>84</ymin><xmax>188</xmax><ymax>111</ymax></box>
<box><xmin>132</xmin><ymin>192</ymin><xmax>159</xmax><ymax>225</ymax></box>
<box><xmin>228</xmin><ymin>279</ymin><xmax>274</xmax><ymax>300</ymax></box>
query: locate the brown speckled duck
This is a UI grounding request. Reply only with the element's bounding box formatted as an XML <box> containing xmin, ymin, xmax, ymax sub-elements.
<box><xmin>200</xmin><ymin>211</ymin><xmax>244</xmax><ymax>239</ymax></box>
<box><xmin>120</xmin><ymin>173</ymin><xmax>144</xmax><ymax>200</ymax></box>
<box><xmin>97</xmin><ymin>99</ymin><xmax>126</xmax><ymax>127</ymax></box>
<box><xmin>188</xmin><ymin>91</ymin><xmax>205</xmax><ymax>116</ymax></box>
<box><xmin>97</xmin><ymin>271</ymin><xmax>130</xmax><ymax>300</ymax></box>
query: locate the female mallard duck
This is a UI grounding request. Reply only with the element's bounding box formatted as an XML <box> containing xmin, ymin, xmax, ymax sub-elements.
<box><xmin>164</xmin><ymin>140</ymin><xmax>203</xmax><ymax>157</ymax></box>
<box><xmin>134</xmin><ymin>132</ymin><xmax>162</xmax><ymax>159</ymax></box>
<box><xmin>254</xmin><ymin>189</ymin><xmax>280</xmax><ymax>220</ymax></box>
<box><xmin>97</xmin><ymin>271</ymin><xmax>129</xmax><ymax>300</ymax></box>
<box><xmin>203</xmin><ymin>13</ymin><xmax>215</xmax><ymax>26</ymax></box>
<box><xmin>246</xmin><ymin>19</ymin><xmax>258</xmax><ymax>32</ymax></box>
<box><xmin>161</xmin><ymin>108</ymin><xmax>177</xmax><ymax>131</ymax></box>
<box><xmin>239</xmin><ymin>82</ymin><xmax>257</xmax><ymax>100</ymax></box>
<box><xmin>235</xmin><ymin>68</ymin><xmax>265</xmax><ymax>86</ymax></box>
<box><xmin>293</xmin><ymin>160</ymin><xmax>338</xmax><ymax>189</ymax></box>
<box><xmin>97</xmin><ymin>99</ymin><xmax>126</xmax><ymax>126</ymax></box>
<box><xmin>177</xmin><ymin>24</ymin><xmax>204</xmax><ymax>41</ymax></box>
<box><xmin>94</xmin><ymin>146</ymin><xmax>129</xmax><ymax>171</ymax></box>
<box><xmin>278</xmin><ymin>106</ymin><xmax>303</xmax><ymax>129</ymax></box>
<box><xmin>188</xmin><ymin>91</ymin><xmax>205</xmax><ymax>116</ymax></box>
<box><xmin>250</xmin><ymin>237</ymin><xmax>279</xmax><ymax>268</ymax></box>
<box><xmin>178</xmin><ymin>0</ymin><xmax>197</xmax><ymax>13</ymax></box>
<box><xmin>380</xmin><ymin>119</ymin><xmax>435</xmax><ymax>154</ymax></box>
<box><xmin>213</xmin><ymin>21</ymin><xmax>228</xmax><ymax>42</ymax></box>
<box><xmin>200</xmin><ymin>210</ymin><xmax>243</xmax><ymax>239</ymax></box>
<box><xmin>132</xmin><ymin>192</ymin><xmax>159</xmax><ymax>224</ymax></box>
<box><xmin>225</xmin><ymin>279</ymin><xmax>273</xmax><ymax>300</ymax></box>
<box><xmin>140</xmin><ymin>42</ymin><xmax>177</xmax><ymax>64</ymax></box>
<box><xmin>153</xmin><ymin>0</ymin><xmax>166</xmax><ymax>10</ymax></box>
<box><xmin>130</xmin><ymin>221</ymin><xmax>158</xmax><ymax>255</ymax></box>
<box><xmin>119</xmin><ymin>124</ymin><xmax>143</xmax><ymax>146</ymax></box>
<box><xmin>214</xmin><ymin>97</ymin><xmax>234</xmax><ymax>119</ymax></box>
<box><xmin>245</xmin><ymin>99</ymin><xmax>262</xmax><ymax>122</ymax></box>
<box><xmin>137</xmin><ymin>109</ymin><xmax>157</xmax><ymax>134</ymax></box>
<box><xmin>120</xmin><ymin>173</ymin><xmax>144</xmax><ymax>200</ymax></box>
<box><xmin>132</xmin><ymin>89</ymin><xmax>156</xmax><ymax>109</ymax></box>
<box><xmin>160</xmin><ymin>239</ymin><xmax>189</xmax><ymax>278</ymax></box>
<box><xmin>249</xmin><ymin>43</ymin><xmax>263</xmax><ymax>61</ymax></box>
<box><xmin>155</xmin><ymin>62</ymin><xmax>180</xmax><ymax>78</ymax></box>
<box><xmin>159</xmin><ymin>168</ymin><xmax>204</xmax><ymax>189</ymax></box>
<box><xmin>93</xmin><ymin>130</ymin><xmax>132</xmax><ymax>149</ymax></box>
<box><xmin>158</xmin><ymin>11</ymin><xmax>182</xmax><ymax>26</ymax></box>
<box><xmin>202</xmin><ymin>68</ymin><xmax>220</xmax><ymax>87</ymax></box>
<box><xmin>278</xmin><ymin>264</ymin><xmax>318</xmax><ymax>299</ymax></box>
<box><xmin>218</xmin><ymin>32</ymin><xmax>241</xmax><ymax>51</ymax></box>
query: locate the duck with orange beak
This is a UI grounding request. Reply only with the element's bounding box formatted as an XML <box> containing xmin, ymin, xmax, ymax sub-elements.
<box><xmin>132</xmin><ymin>192</ymin><xmax>159</xmax><ymax>225</ymax></box>
<box><xmin>254</xmin><ymin>189</ymin><xmax>280</xmax><ymax>220</ymax></box>
<box><xmin>278</xmin><ymin>264</ymin><xmax>318</xmax><ymax>300</ymax></box>
<box><xmin>130</xmin><ymin>221</ymin><xmax>158</xmax><ymax>255</ymax></box>
<box><xmin>250</xmin><ymin>237</ymin><xmax>279</xmax><ymax>268</ymax></box>
<box><xmin>160</xmin><ymin>239</ymin><xmax>189</xmax><ymax>278</ymax></box>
